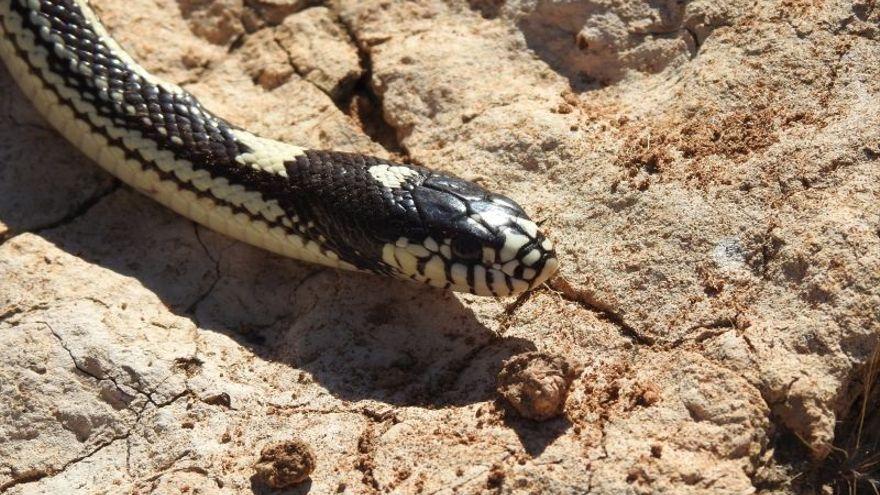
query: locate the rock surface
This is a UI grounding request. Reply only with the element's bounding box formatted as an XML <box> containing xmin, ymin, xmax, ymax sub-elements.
<box><xmin>0</xmin><ymin>0</ymin><xmax>878</xmax><ymax>494</ymax></box>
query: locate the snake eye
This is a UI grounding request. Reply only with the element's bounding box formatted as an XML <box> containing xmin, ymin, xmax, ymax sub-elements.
<box><xmin>450</xmin><ymin>237</ymin><xmax>482</xmax><ymax>261</ymax></box>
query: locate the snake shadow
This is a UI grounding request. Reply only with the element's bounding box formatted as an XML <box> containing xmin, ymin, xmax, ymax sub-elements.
<box><xmin>0</xmin><ymin>69</ymin><xmax>534</xmax><ymax>408</ymax></box>
<box><xmin>31</xmin><ymin>187</ymin><xmax>536</xmax><ymax>408</ymax></box>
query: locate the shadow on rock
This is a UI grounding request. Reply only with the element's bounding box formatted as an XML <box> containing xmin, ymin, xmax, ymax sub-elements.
<box><xmin>0</xmin><ymin>58</ymin><xmax>535</xmax><ymax>409</ymax></box>
<box><xmin>16</xmin><ymin>171</ymin><xmax>531</xmax><ymax>407</ymax></box>
<box><xmin>187</xmin><ymin>234</ymin><xmax>540</xmax><ymax>407</ymax></box>
<box><xmin>502</xmin><ymin>413</ymin><xmax>572</xmax><ymax>458</ymax></box>
<box><xmin>250</xmin><ymin>478</ymin><xmax>312</xmax><ymax>495</ymax></box>
<box><xmin>0</xmin><ymin>66</ymin><xmax>117</xmax><ymax>239</ymax></box>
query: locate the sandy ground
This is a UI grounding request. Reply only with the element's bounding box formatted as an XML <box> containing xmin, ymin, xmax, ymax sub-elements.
<box><xmin>0</xmin><ymin>0</ymin><xmax>878</xmax><ymax>493</ymax></box>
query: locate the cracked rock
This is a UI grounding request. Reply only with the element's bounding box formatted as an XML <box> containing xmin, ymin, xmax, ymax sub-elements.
<box><xmin>178</xmin><ymin>0</ymin><xmax>246</xmax><ymax>46</ymax></box>
<box><xmin>240</xmin><ymin>28</ymin><xmax>296</xmax><ymax>90</ymax></box>
<box><xmin>276</xmin><ymin>7</ymin><xmax>363</xmax><ymax>101</ymax></box>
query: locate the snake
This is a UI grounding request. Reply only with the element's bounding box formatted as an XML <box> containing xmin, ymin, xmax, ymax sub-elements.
<box><xmin>0</xmin><ymin>0</ymin><xmax>559</xmax><ymax>296</ymax></box>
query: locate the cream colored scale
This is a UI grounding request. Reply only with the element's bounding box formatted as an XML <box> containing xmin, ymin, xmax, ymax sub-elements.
<box><xmin>0</xmin><ymin>0</ymin><xmax>352</xmax><ymax>271</ymax></box>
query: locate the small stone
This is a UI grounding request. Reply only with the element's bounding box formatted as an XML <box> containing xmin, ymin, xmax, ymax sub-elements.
<box><xmin>202</xmin><ymin>392</ymin><xmax>231</xmax><ymax>408</ymax></box>
<box><xmin>252</xmin><ymin>439</ymin><xmax>317</xmax><ymax>489</ymax></box>
<box><xmin>247</xmin><ymin>0</ymin><xmax>310</xmax><ymax>26</ymax></box>
<box><xmin>496</xmin><ymin>352</ymin><xmax>579</xmax><ymax>421</ymax></box>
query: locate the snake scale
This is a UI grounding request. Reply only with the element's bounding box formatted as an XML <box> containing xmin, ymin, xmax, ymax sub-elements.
<box><xmin>0</xmin><ymin>0</ymin><xmax>559</xmax><ymax>296</ymax></box>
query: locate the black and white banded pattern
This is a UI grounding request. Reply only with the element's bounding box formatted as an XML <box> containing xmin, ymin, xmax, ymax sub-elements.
<box><xmin>0</xmin><ymin>0</ymin><xmax>559</xmax><ymax>296</ymax></box>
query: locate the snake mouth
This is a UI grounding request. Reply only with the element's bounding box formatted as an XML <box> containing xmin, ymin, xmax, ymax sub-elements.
<box><xmin>379</xmin><ymin>225</ymin><xmax>559</xmax><ymax>296</ymax></box>
<box><xmin>525</xmin><ymin>244</ymin><xmax>560</xmax><ymax>290</ymax></box>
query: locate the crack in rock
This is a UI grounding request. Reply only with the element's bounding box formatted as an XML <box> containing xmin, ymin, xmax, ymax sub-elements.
<box><xmin>0</xmin><ymin>181</ymin><xmax>120</xmax><ymax>249</ymax></box>
<box><xmin>185</xmin><ymin>225</ymin><xmax>222</xmax><ymax>326</ymax></box>
<box><xmin>548</xmin><ymin>278</ymin><xmax>653</xmax><ymax>346</ymax></box>
<box><xmin>30</xmin><ymin>181</ymin><xmax>120</xmax><ymax>235</ymax></box>
<box><xmin>42</xmin><ymin>321</ymin><xmax>190</xmax><ymax>410</ymax></box>
<box><xmin>334</xmin><ymin>11</ymin><xmax>408</xmax><ymax>159</ymax></box>
<box><xmin>1</xmin><ymin>323</ymin><xmax>201</xmax><ymax>492</ymax></box>
<box><xmin>0</xmin><ymin>432</ymin><xmax>130</xmax><ymax>493</ymax></box>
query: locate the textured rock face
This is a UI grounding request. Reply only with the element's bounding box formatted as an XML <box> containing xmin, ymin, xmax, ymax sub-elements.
<box><xmin>0</xmin><ymin>0</ymin><xmax>877</xmax><ymax>494</ymax></box>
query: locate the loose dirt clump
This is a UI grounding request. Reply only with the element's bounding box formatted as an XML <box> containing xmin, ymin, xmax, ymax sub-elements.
<box><xmin>252</xmin><ymin>439</ymin><xmax>317</xmax><ymax>489</ymax></box>
<box><xmin>496</xmin><ymin>352</ymin><xmax>579</xmax><ymax>421</ymax></box>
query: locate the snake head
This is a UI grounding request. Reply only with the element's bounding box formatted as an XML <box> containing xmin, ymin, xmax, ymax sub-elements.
<box><xmin>379</xmin><ymin>173</ymin><xmax>559</xmax><ymax>296</ymax></box>
<box><xmin>285</xmin><ymin>152</ymin><xmax>558</xmax><ymax>296</ymax></box>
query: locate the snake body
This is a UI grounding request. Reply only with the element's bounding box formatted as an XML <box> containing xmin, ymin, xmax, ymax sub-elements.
<box><xmin>0</xmin><ymin>0</ymin><xmax>559</xmax><ymax>296</ymax></box>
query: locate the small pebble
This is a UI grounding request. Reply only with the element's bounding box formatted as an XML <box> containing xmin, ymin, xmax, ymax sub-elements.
<box><xmin>252</xmin><ymin>438</ymin><xmax>316</xmax><ymax>489</ymax></box>
<box><xmin>496</xmin><ymin>352</ymin><xmax>579</xmax><ymax>421</ymax></box>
